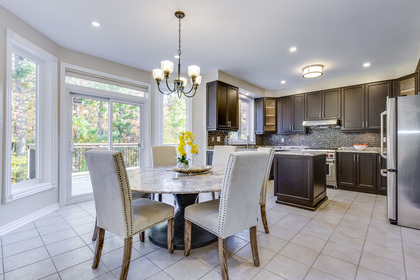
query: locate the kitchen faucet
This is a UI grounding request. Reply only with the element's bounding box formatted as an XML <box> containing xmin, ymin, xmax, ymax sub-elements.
<box><xmin>224</xmin><ymin>135</ymin><xmax>230</xmax><ymax>145</ymax></box>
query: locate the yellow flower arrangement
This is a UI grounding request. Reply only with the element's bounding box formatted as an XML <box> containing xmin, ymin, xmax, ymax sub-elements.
<box><xmin>177</xmin><ymin>131</ymin><xmax>199</xmax><ymax>165</ymax></box>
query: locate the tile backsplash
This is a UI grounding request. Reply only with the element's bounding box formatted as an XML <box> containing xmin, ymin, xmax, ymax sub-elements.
<box><xmin>208</xmin><ymin>131</ymin><xmax>229</xmax><ymax>146</ymax></box>
<box><xmin>261</xmin><ymin>128</ymin><xmax>380</xmax><ymax>148</ymax></box>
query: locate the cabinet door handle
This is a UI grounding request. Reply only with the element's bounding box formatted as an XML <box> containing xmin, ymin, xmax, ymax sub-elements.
<box><xmin>292</xmin><ymin>125</ymin><xmax>294</xmax><ymax>130</ymax></box>
<box><xmin>354</xmin><ymin>155</ymin><xmax>356</xmax><ymax>161</ymax></box>
<box><xmin>379</xmin><ymin>156</ymin><xmax>381</xmax><ymax>164</ymax></box>
<box><xmin>357</xmin><ymin>155</ymin><xmax>360</xmax><ymax>161</ymax></box>
<box><xmin>362</xmin><ymin>122</ymin><xmax>365</xmax><ymax>128</ymax></box>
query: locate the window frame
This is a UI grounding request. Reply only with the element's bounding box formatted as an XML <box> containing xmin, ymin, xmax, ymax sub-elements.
<box><xmin>229</xmin><ymin>94</ymin><xmax>255</xmax><ymax>144</ymax></box>
<box><xmin>154</xmin><ymin>87</ymin><xmax>192</xmax><ymax>146</ymax></box>
<box><xmin>3</xmin><ymin>29</ymin><xmax>58</xmax><ymax>203</ymax></box>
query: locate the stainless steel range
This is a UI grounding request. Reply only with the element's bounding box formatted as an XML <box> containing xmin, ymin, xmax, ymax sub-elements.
<box><xmin>272</xmin><ymin>146</ymin><xmax>337</xmax><ymax>188</ymax></box>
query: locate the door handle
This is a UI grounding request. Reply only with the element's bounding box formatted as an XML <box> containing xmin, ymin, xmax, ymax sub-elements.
<box><xmin>354</xmin><ymin>154</ymin><xmax>356</xmax><ymax>161</ymax></box>
<box><xmin>357</xmin><ymin>154</ymin><xmax>360</xmax><ymax>161</ymax></box>
<box><xmin>380</xmin><ymin>169</ymin><xmax>387</xmax><ymax>177</ymax></box>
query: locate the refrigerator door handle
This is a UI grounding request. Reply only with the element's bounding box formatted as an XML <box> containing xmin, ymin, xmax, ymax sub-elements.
<box><xmin>380</xmin><ymin>110</ymin><xmax>387</xmax><ymax>159</ymax></box>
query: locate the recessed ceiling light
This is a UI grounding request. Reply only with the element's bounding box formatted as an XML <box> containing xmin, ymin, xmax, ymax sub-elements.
<box><xmin>244</xmin><ymin>92</ymin><xmax>249</xmax><ymax>96</ymax></box>
<box><xmin>363</xmin><ymin>62</ymin><xmax>371</xmax><ymax>68</ymax></box>
<box><xmin>174</xmin><ymin>55</ymin><xmax>180</xmax><ymax>59</ymax></box>
<box><xmin>91</xmin><ymin>21</ymin><xmax>100</xmax><ymax>27</ymax></box>
<box><xmin>289</xmin><ymin>47</ymin><xmax>298</xmax><ymax>53</ymax></box>
<box><xmin>281</xmin><ymin>80</ymin><xmax>286</xmax><ymax>84</ymax></box>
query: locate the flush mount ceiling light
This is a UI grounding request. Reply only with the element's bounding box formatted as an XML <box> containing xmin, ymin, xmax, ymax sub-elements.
<box><xmin>302</xmin><ymin>64</ymin><xmax>324</xmax><ymax>78</ymax></box>
<box><xmin>363</xmin><ymin>62</ymin><xmax>371</xmax><ymax>68</ymax></box>
<box><xmin>91</xmin><ymin>21</ymin><xmax>100</xmax><ymax>27</ymax></box>
<box><xmin>152</xmin><ymin>11</ymin><xmax>202</xmax><ymax>98</ymax></box>
<box><xmin>289</xmin><ymin>47</ymin><xmax>298</xmax><ymax>53</ymax></box>
<box><xmin>281</xmin><ymin>80</ymin><xmax>286</xmax><ymax>84</ymax></box>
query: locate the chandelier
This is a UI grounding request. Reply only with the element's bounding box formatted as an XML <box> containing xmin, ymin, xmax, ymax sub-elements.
<box><xmin>152</xmin><ymin>11</ymin><xmax>202</xmax><ymax>98</ymax></box>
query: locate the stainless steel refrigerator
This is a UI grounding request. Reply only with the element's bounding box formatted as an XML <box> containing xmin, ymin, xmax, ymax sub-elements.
<box><xmin>381</xmin><ymin>95</ymin><xmax>420</xmax><ymax>229</ymax></box>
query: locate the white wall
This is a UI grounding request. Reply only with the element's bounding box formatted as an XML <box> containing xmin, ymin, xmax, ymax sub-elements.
<box><xmin>0</xmin><ymin>5</ymin><xmax>60</xmax><ymax>228</ymax></box>
<box><xmin>0</xmin><ymin>6</ymin><xmax>155</xmax><ymax>229</ymax></box>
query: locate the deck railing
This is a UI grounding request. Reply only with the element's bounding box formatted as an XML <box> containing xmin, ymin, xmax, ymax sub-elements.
<box><xmin>72</xmin><ymin>143</ymin><xmax>140</xmax><ymax>173</ymax></box>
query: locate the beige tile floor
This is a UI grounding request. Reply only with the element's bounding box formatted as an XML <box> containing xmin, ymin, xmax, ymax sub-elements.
<box><xmin>1</xmin><ymin>181</ymin><xmax>420</xmax><ymax>280</ymax></box>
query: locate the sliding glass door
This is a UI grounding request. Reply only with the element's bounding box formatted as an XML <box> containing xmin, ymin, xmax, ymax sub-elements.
<box><xmin>70</xmin><ymin>94</ymin><xmax>142</xmax><ymax>199</ymax></box>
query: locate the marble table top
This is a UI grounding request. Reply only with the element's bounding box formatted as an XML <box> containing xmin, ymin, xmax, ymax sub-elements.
<box><xmin>128</xmin><ymin>166</ymin><xmax>225</xmax><ymax>194</ymax></box>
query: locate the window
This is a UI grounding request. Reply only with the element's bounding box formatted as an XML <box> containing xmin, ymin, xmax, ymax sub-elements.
<box><xmin>163</xmin><ymin>94</ymin><xmax>186</xmax><ymax>144</ymax></box>
<box><xmin>229</xmin><ymin>95</ymin><xmax>254</xmax><ymax>143</ymax></box>
<box><xmin>65</xmin><ymin>69</ymin><xmax>147</xmax><ymax>98</ymax></box>
<box><xmin>3</xmin><ymin>30</ymin><xmax>58</xmax><ymax>202</ymax></box>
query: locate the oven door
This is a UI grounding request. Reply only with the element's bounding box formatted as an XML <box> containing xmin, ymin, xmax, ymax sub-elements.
<box><xmin>326</xmin><ymin>160</ymin><xmax>336</xmax><ymax>187</ymax></box>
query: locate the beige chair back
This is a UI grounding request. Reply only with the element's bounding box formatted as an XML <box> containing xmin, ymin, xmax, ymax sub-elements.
<box><xmin>212</xmin><ymin>146</ymin><xmax>238</xmax><ymax>167</ymax></box>
<box><xmin>152</xmin><ymin>146</ymin><xmax>177</xmax><ymax>166</ymax></box>
<box><xmin>257</xmin><ymin>147</ymin><xmax>275</xmax><ymax>205</ymax></box>
<box><xmin>85</xmin><ymin>150</ymin><xmax>133</xmax><ymax>238</ymax></box>
<box><xmin>218</xmin><ymin>151</ymin><xmax>268</xmax><ymax>238</ymax></box>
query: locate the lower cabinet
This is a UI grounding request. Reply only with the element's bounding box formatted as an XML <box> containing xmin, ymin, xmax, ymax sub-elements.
<box><xmin>273</xmin><ymin>153</ymin><xmax>327</xmax><ymax>210</ymax></box>
<box><xmin>337</xmin><ymin>152</ymin><xmax>385</xmax><ymax>195</ymax></box>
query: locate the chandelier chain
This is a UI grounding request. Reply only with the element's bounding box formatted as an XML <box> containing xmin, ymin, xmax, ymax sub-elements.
<box><xmin>178</xmin><ymin>17</ymin><xmax>182</xmax><ymax>56</ymax></box>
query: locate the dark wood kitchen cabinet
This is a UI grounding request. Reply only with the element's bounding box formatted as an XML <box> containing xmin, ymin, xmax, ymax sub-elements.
<box><xmin>304</xmin><ymin>89</ymin><xmax>341</xmax><ymax>120</ymax></box>
<box><xmin>365</xmin><ymin>81</ymin><xmax>391</xmax><ymax>129</ymax></box>
<box><xmin>342</xmin><ymin>81</ymin><xmax>390</xmax><ymax>131</ymax></box>
<box><xmin>273</xmin><ymin>153</ymin><xmax>327</xmax><ymax>210</ymax></box>
<box><xmin>255</xmin><ymin>98</ymin><xmax>277</xmax><ymax>134</ymax></box>
<box><xmin>342</xmin><ymin>85</ymin><xmax>365</xmax><ymax>131</ymax></box>
<box><xmin>337</xmin><ymin>152</ymin><xmax>378</xmax><ymax>194</ymax></box>
<box><xmin>277</xmin><ymin>94</ymin><xmax>305</xmax><ymax>134</ymax></box>
<box><xmin>206</xmin><ymin>80</ymin><xmax>239</xmax><ymax>131</ymax></box>
<box><xmin>396</xmin><ymin>73</ymin><xmax>418</xmax><ymax>96</ymax></box>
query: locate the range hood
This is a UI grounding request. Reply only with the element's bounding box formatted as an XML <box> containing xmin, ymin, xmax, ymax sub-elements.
<box><xmin>302</xmin><ymin>119</ymin><xmax>340</xmax><ymax>127</ymax></box>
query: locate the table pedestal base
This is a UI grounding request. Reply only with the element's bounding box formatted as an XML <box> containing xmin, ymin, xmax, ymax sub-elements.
<box><xmin>148</xmin><ymin>194</ymin><xmax>217</xmax><ymax>250</ymax></box>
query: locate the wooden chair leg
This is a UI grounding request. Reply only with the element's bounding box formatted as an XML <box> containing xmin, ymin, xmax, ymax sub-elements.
<box><xmin>120</xmin><ymin>237</ymin><xmax>133</xmax><ymax>280</ymax></box>
<box><xmin>218</xmin><ymin>237</ymin><xmax>229</xmax><ymax>280</ymax></box>
<box><xmin>250</xmin><ymin>226</ymin><xmax>260</xmax><ymax>267</ymax></box>
<box><xmin>260</xmin><ymin>204</ymin><xmax>269</xmax><ymax>234</ymax></box>
<box><xmin>212</xmin><ymin>192</ymin><xmax>216</xmax><ymax>200</ymax></box>
<box><xmin>92</xmin><ymin>228</ymin><xmax>105</xmax><ymax>269</ymax></box>
<box><xmin>184</xmin><ymin>220</ymin><xmax>192</xmax><ymax>256</ymax></box>
<box><xmin>92</xmin><ymin>217</ymin><xmax>98</xmax><ymax>241</ymax></box>
<box><xmin>167</xmin><ymin>218</ymin><xmax>174</xmax><ymax>254</ymax></box>
<box><xmin>139</xmin><ymin>231</ymin><xmax>145</xmax><ymax>242</ymax></box>
<box><xmin>158</xmin><ymin>194</ymin><xmax>163</xmax><ymax>202</ymax></box>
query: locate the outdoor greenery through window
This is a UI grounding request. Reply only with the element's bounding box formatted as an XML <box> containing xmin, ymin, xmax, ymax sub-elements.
<box><xmin>230</xmin><ymin>98</ymin><xmax>249</xmax><ymax>141</ymax></box>
<box><xmin>11</xmin><ymin>52</ymin><xmax>38</xmax><ymax>184</ymax></box>
<box><xmin>163</xmin><ymin>94</ymin><xmax>186</xmax><ymax>144</ymax></box>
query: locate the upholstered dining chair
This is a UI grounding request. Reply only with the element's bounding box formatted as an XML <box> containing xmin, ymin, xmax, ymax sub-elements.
<box><xmin>85</xmin><ymin>150</ymin><xmax>175</xmax><ymax>280</ymax></box>
<box><xmin>90</xmin><ymin>148</ymin><xmax>150</xmax><ymax>242</ymax></box>
<box><xmin>256</xmin><ymin>147</ymin><xmax>275</xmax><ymax>233</ymax></box>
<box><xmin>211</xmin><ymin>145</ymin><xmax>238</xmax><ymax>199</ymax></box>
<box><xmin>184</xmin><ymin>151</ymin><xmax>269</xmax><ymax>280</ymax></box>
<box><xmin>152</xmin><ymin>146</ymin><xmax>178</xmax><ymax>202</ymax></box>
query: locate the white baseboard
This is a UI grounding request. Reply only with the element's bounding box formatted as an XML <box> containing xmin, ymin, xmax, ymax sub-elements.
<box><xmin>0</xmin><ymin>203</ymin><xmax>60</xmax><ymax>236</ymax></box>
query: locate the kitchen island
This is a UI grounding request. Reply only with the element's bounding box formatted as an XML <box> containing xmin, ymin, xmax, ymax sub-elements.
<box><xmin>273</xmin><ymin>151</ymin><xmax>327</xmax><ymax>211</ymax></box>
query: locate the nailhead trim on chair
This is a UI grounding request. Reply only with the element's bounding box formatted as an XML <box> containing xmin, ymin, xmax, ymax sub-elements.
<box><xmin>114</xmin><ymin>152</ymin><xmax>134</xmax><ymax>237</ymax></box>
<box><xmin>217</xmin><ymin>153</ymin><xmax>235</xmax><ymax>238</ymax></box>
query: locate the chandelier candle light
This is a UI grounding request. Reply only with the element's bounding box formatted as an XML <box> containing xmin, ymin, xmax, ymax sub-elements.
<box><xmin>177</xmin><ymin>131</ymin><xmax>199</xmax><ymax>167</ymax></box>
<box><xmin>152</xmin><ymin>11</ymin><xmax>202</xmax><ymax>98</ymax></box>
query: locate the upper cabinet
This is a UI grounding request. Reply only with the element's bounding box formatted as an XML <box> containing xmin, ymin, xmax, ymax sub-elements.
<box><xmin>277</xmin><ymin>94</ymin><xmax>305</xmax><ymax>134</ymax></box>
<box><xmin>304</xmin><ymin>89</ymin><xmax>341</xmax><ymax>121</ymax></box>
<box><xmin>342</xmin><ymin>81</ymin><xmax>391</xmax><ymax>131</ymax></box>
<box><xmin>396</xmin><ymin>73</ymin><xmax>418</xmax><ymax>96</ymax></box>
<box><xmin>255</xmin><ymin>98</ymin><xmax>277</xmax><ymax>134</ymax></box>
<box><xmin>206</xmin><ymin>81</ymin><xmax>239</xmax><ymax>131</ymax></box>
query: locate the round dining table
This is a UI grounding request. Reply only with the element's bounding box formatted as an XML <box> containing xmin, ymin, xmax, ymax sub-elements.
<box><xmin>127</xmin><ymin>165</ymin><xmax>225</xmax><ymax>250</ymax></box>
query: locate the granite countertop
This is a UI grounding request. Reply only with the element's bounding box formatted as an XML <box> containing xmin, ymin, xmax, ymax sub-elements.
<box><xmin>337</xmin><ymin>147</ymin><xmax>381</xmax><ymax>154</ymax></box>
<box><xmin>274</xmin><ymin>151</ymin><xmax>326</xmax><ymax>157</ymax></box>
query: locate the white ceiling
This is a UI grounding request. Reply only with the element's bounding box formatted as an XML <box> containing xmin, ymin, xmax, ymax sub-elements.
<box><xmin>2</xmin><ymin>0</ymin><xmax>420</xmax><ymax>91</ymax></box>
